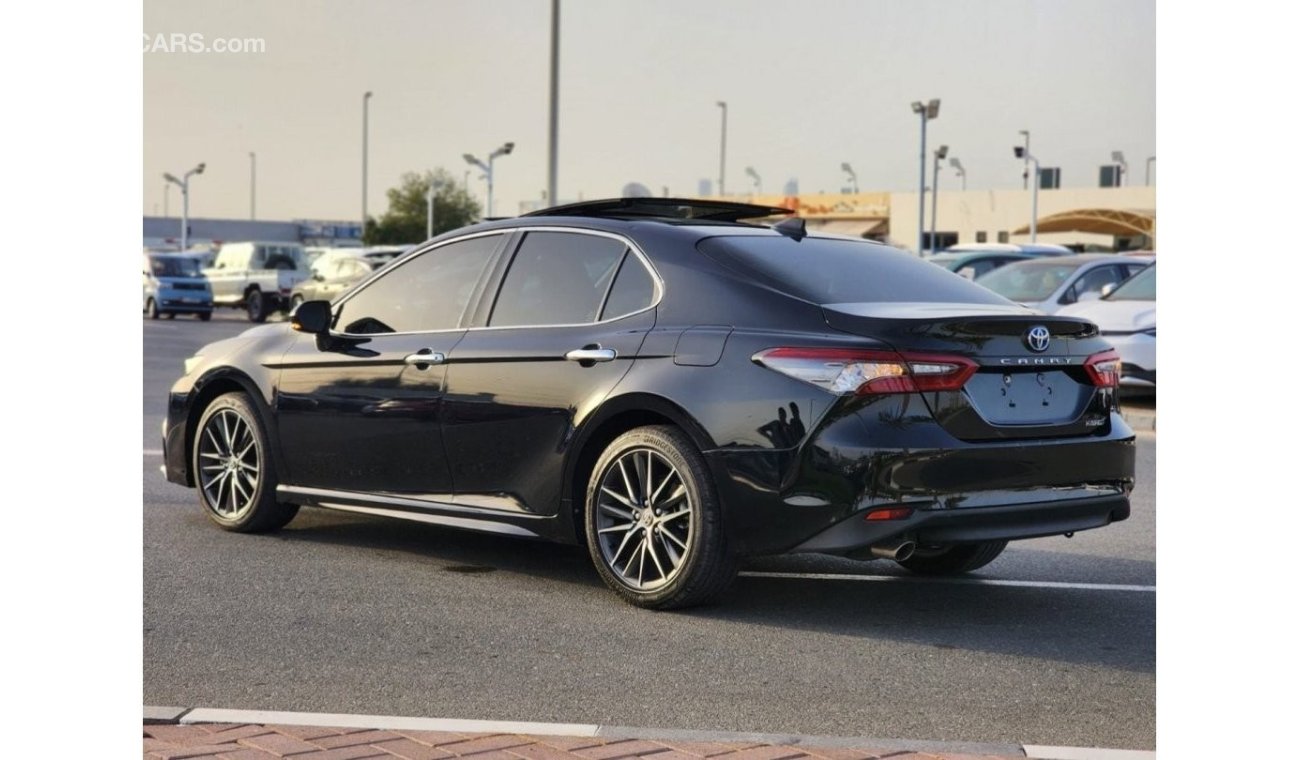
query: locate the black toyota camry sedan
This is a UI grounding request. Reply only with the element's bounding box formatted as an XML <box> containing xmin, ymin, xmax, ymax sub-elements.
<box><xmin>163</xmin><ymin>198</ymin><xmax>1135</xmax><ymax>609</ymax></box>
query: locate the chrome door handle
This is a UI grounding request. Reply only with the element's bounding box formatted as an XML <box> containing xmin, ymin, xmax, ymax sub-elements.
<box><xmin>404</xmin><ymin>350</ymin><xmax>445</xmax><ymax>367</ymax></box>
<box><xmin>565</xmin><ymin>348</ymin><xmax>617</xmax><ymax>363</ymax></box>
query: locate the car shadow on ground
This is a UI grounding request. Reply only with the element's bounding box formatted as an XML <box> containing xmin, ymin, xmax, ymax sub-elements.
<box><xmin>267</xmin><ymin>506</ymin><xmax>1153</xmax><ymax>675</ymax></box>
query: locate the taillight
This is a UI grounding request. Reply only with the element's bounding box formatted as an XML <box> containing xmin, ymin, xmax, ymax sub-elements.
<box><xmin>1084</xmin><ymin>348</ymin><xmax>1122</xmax><ymax>388</ymax></box>
<box><xmin>752</xmin><ymin>348</ymin><xmax>977</xmax><ymax>396</ymax></box>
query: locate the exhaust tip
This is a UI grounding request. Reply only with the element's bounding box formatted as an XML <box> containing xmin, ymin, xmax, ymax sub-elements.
<box><xmin>869</xmin><ymin>539</ymin><xmax>916</xmax><ymax>562</ymax></box>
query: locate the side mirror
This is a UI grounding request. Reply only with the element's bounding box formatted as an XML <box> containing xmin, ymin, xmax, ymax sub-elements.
<box><xmin>291</xmin><ymin>300</ymin><xmax>332</xmax><ymax>335</ymax></box>
<box><xmin>1100</xmin><ymin>282</ymin><xmax>1118</xmax><ymax>298</ymax></box>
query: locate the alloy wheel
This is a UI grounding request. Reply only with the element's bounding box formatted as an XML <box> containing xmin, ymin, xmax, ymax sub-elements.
<box><xmin>197</xmin><ymin>408</ymin><xmax>261</xmax><ymax>520</ymax></box>
<box><xmin>595</xmin><ymin>448</ymin><xmax>693</xmax><ymax>590</ymax></box>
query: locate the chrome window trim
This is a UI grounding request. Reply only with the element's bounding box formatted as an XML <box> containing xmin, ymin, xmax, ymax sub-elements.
<box><xmin>328</xmin><ymin>226</ymin><xmax>663</xmax><ymax>338</ymax></box>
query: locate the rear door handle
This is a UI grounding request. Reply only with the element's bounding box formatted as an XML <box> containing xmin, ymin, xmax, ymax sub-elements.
<box><xmin>404</xmin><ymin>350</ymin><xmax>445</xmax><ymax>368</ymax></box>
<box><xmin>565</xmin><ymin>348</ymin><xmax>617</xmax><ymax>363</ymax></box>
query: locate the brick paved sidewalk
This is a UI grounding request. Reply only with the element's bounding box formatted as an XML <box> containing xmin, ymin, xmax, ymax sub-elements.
<box><xmin>142</xmin><ymin>722</ymin><xmax>1022</xmax><ymax>760</ymax></box>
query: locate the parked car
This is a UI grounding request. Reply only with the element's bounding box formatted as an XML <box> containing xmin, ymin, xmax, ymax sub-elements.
<box><xmin>358</xmin><ymin>245</ymin><xmax>413</xmax><ymax>266</ymax></box>
<box><xmin>925</xmin><ymin>251</ymin><xmax>1033</xmax><ymax>280</ymax></box>
<box><xmin>143</xmin><ymin>253</ymin><xmax>213</xmax><ymax>320</ymax></box>
<box><xmin>204</xmin><ymin>241</ymin><xmax>311</xmax><ymax>322</ymax></box>
<box><xmin>975</xmin><ymin>254</ymin><xmax>1150</xmax><ymax>314</ymax></box>
<box><xmin>162</xmin><ymin>198</ymin><xmax>1135</xmax><ymax>609</ymax></box>
<box><xmin>943</xmin><ymin>242</ymin><xmax>1073</xmax><ymax>257</ymax></box>
<box><xmin>290</xmin><ymin>253</ymin><xmax>382</xmax><ymax>309</ymax></box>
<box><xmin>1058</xmin><ymin>264</ymin><xmax>1156</xmax><ymax>390</ymax></box>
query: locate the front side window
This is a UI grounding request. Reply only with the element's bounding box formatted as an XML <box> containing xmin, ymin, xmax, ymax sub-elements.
<box><xmin>489</xmin><ymin>232</ymin><xmax>627</xmax><ymax>327</ymax></box>
<box><xmin>335</xmin><ymin>235</ymin><xmax>499</xmax><ymax>334</ymax></box>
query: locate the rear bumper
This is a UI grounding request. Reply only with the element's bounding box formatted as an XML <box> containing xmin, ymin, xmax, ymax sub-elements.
<box><xmin>705</xmin><ymin>393</ymin><xmax>1136</xmax><ymax>556</ymax></box>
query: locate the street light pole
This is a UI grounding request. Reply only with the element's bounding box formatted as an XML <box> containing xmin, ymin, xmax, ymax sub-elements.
<box><xmin>950</xmin><ymin>157</ymin><xmax>966</xmax><ymax>191</ymax></box>
<box><xmin>463</xmin><ymin>142</ymin><xmax>514</xmax><ymax>218</ymax></box>
<box><xmin>1019</xmin><ymin>130</ymin><xmax>1030</xmax><ymax>189</ymax></box>
<box><xmin>1112</xmin><ymin>151</ymin><xmax>1129</xmax><ymax>187</ymax></box>
<box><xmin>745</xmin><ymin>166</ymin><xmax>761</xmax><ymax>195</ymax></box>
<box><xmin>1146</xmin><ymin>155</ymin><xmax>1156</xmax><ymax>185</ymax></box>
<box><xmin>163</xmin><ymin>162</ymin><xmax>206</xmax><ymax>251</ymax></box>
<box><xmin>930</xmin><ymin>145</ymin><xmax>948</xmax><ymax>254</ymax></box>
<box><xmin>841</xmin><ymin>162</ymin><xmax>858</xmax><ymax>193</ymax></box>
<box><xmin>911</xmin><ymin>99</ymin><xmax>940</xmax><ymax>255</ymax></box>
<box><xmin>164</xmin><ymin>182</ymin><xmax>170</xmax><ymax>218</ymax></box>
<box><xmin>426</xmin><ymin>176</ymin><xmax>441</xmax><ymax>240</ymax></box>
<box><xmin>716</xmin><ymin>101</ymin><xmax>727</xmax><ymax>196</ymax></box>
<box><xmin>546</xmin><ymin>0</ymin><xmax>560</xmax><ymax>207</ymax></box>
<box><xmin>1014</xmin><ymin>146</ymin><xmax>1040</xmax><ymax>243</ymax></box>
<box><xmin>249</xmin><ymin>151</ymin><xmax>256</xmax><ymax>220</ymax></box>
<box><xmin>362</xmin><ymin>91</ymin><xmax>373</xmax><ymax>228</ymax></box>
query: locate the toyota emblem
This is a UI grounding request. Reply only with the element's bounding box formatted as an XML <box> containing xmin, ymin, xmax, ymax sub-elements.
<box><xmin>1025</xmin><ymin>325</ymin><xmax>1051</xmax><ymax>353</ymax></box>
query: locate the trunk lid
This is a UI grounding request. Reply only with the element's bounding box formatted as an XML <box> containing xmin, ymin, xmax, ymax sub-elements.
<box><xmin>823</xmin><ymin>301</ymin><xmax>1117</xmax><ymax>440</ymax></box>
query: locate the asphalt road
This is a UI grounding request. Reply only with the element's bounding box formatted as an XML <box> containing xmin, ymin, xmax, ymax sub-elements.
<box><xmin>143</xmin><ymin>312</ymin><xmax>1156</xmax><ymax>750</ymax></box>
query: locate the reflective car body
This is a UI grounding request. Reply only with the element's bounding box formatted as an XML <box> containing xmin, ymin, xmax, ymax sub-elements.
<box><xmin>163</xmin><ymin>199</ymin><xmax>1135</xmax><ymax>604</ymax></box>
<box><xmin>975</xmin><ymin>254</ymin><xmax>1151</xmax><ymax>315</ymax></box>
<box><xmin>1058</xmin><ymin>264</ymin><xmax>1156</xmax><ymax>388</ymax></box>
<box><xmin>925</xmin><ymin>251</ymin><xmax>1033</xmax><ymax>280</ymax></box>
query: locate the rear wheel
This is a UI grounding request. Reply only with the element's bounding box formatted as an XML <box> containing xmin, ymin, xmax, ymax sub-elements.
<box><xmin>895</xmin><ymin>540</ymin><xmax>1007</xmax><ymax>575</ymax></box>
<box><xmin>585</xmin><ymin>426</ymin><xmax>736</xmax><ymax>609</ymax></box>
<box><xmin>246</xmin><ymin>289</ymin><xmax>268</xmax><ymax>322</ymax></box>
<box><xmin>146</xmin><ymin>298</ymin><xmax>159</xmax><ymax>319</ymax></box>
<box><xmin>193</xmin><ymin>392</ymin><xmax>298</xmax><ymax>532</ymax></box>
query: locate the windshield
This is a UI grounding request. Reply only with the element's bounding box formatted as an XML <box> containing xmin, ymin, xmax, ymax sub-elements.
<box><xmin>698</xmin><ymin>235</ymin><xmax>1010</xmax><ymax>305</ymax></box>
<box><xmin>1106</xmin><ymin>265</ymin><xmax>1156</xmax><ymax>301</ymax></box>
<box><xmin>976</xmin><ymin>261</ymin><xmax>1078</xmax><ymax>302</ymax></box>
<box><xmin>150</xmin><ymin>256</ymin><xmax>202</xmax><ymax>278</ymax></box>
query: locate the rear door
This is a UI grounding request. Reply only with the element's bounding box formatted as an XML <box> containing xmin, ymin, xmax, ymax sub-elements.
<box><xmin>441</xmin><ymin>229</ymin><xmax>658</xmax><ymax>516</ymax></box>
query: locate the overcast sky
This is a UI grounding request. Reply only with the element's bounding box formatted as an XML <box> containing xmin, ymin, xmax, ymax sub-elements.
<box><xmin>143</xmin><ymin>0</ymin><xmax>1155</xmax><ymax>222</ymax></box>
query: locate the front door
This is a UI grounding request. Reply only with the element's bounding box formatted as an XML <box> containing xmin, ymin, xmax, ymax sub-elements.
<box><xmin>273</xmin><ymin>233</ymin><xmax>506</xmax><ymax>499</ymax></box>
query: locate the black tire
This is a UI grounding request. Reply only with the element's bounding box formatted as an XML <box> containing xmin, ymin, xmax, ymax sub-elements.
<box><xmin>198</xmin><ymin>311</ymin><xmax>212</xmax><ymax>321</ymax></box>
<box><xmin>146</xmin><ymin>298</ymin><xmax>160</xmax><ymax>319</ymax></box>
<box><xmin>192</xmin><ymin>392</ymin><xmax>298</xmax><ymax>533</ymax></box>
<box><xmin>895</xmin><ymin>540</ymin><xmax>1008</xmax><ymax>575</ymax></box>
<box><xmin>585</xmin><ymin>425</ymin><xmax>737</xmax><ymax>609</ymax></box>
<box><xmin>165</xmin><ymin>312</ymin><xmax>176</xmax><ymax>320</ymax></box>
<box><xmin>246</xmin><ymin>289</ymin><xmax>268</xmax><ymax>322</ymax></box>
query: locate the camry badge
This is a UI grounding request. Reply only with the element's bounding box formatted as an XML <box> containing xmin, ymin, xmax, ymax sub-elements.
<box><xmin>1025</xmin><ymin>325</ymin><xmax>1051</xmax><ymax>353</ymax></box>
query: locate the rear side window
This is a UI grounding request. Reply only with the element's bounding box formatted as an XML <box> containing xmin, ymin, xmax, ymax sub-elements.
<box><xmin>600</xmin><ymin>255</ymin><xmax>657</xmax><ymax>320</ymax></box>
<box><xmin>490</xmin><ymin>232</ymin><xmax>626</xmax><ymax>327</ymax></box>
<box><xmin>698</xmin><ymin>235</ymin><xmax>1010</xmax><ymax>305</ymax></box>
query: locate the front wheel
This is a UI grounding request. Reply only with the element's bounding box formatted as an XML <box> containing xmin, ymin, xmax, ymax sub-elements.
<box><xmin>198</xmin><ymin>311</ymin><xmax>212</xmax><ymax>321</ymax></box>
<box><xmin>146</xmin><ymin>298</ymin><xmax>159</xmax><ymax>319</ymax></box>
<box><xmin>895</xmin><ymin>540</ymin><xmax>1007</xmax><ymax>575</ymax></box>
<box><xmin>585</xmin><ymin>425</ymin><xmax>736</xmax><ymax>609</ymax></box>
<box><xmin>193</xmin><ymin>392</ymin><xmax>298</xmax><ymax>532</ymax></box>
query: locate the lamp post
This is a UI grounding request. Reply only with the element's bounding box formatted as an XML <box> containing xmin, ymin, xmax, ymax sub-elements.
<box><xmin>463</xmin><ymin>142</ymin><xmax>515</xmax><ymax>218</ymax></box>
<box><xmin>1112</xmin><ymin>150</ymin><xmax>1128</xmax><ymax>186</ymax></box>
<box><xmin>546</xmin><ymin>0</ymin><xmax>560</xmax><ymax>208</ymax></box>
<box><xmin>249</xmin><ymin>151</ymin><xmax>256</xmax><ymax>220</ymax></box>
<box><xmin>841</xmin><ymin>162</ymin><xmax>858</xmax><ymax>193</ymax></box>
<box><xmin>1014</xmin><ymin>146</ymin><xmax>1040</xmax><ymax>242</ymax></box>
<box><xmin>362</xmin><ymin>91</ymin><xmax>372</xmax><ymax>228</ymax></box>
<box><xmin>744</xmin><ymin>166</ymin><xmax>761</xmax><ymax>195</ymax></box>
<box><xmin>1019</xmin><ymin>130</ymin><xmax>1030</xmax><ymax>189</ymax></box>
<box><xmin>911</xmin><ymin>98</ymin><xmax>940</xmax><ymax>255</ymax></box>
<box><xmin>1146</xmin><ymin>155</ymin><xmax>1156</xmax><ymax>186</ymax></box>
<box><xmin>949</xmin><ymin>156</ymin><xmax>966</xmax><ymax>190</ymax></box>
<box><xmin>163</xmin><ymin>162</ymin><xmax>205</xmax><ymax>251</ymax></box>
<box><xmin>716</xmin><ymin>101</ymin><xmax>728</xmax><ymax>196</ymax></box>
<box><xmin>930</xmin><ymin>145</ymin><xmax>948</xmax><ymax>254</ymax></box>
<box><xmin>163</xmin><ymin>182</ymin><xmax>170</xmax><ymax>218</ymax></box>
<box><xmin>426</xmin><ymin>175</ymin><xmax>443</xmax><ymax>239</ymax></box>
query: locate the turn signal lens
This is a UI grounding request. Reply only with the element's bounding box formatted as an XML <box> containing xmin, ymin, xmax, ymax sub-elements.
<box><xmin>753</xmin><ymin>348</ymin><xmax>977</xmax><ymax>396</ymax></box>
<box><xmin>1084</xmin><ymin>349</ymin><xmax>1122</xmax><ymax>388</ymax></box>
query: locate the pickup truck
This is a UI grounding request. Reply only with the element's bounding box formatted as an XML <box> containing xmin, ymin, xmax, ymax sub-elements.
<box><xmin>204</xmin><ymin>242</ymin><xmax>311</xmax><ymax>322</ymax></box>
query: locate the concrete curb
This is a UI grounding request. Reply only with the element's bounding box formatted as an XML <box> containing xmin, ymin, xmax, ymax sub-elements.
<box><xmin>145</xmin><ymin>705</ymin><xmax>1155</xmax><ymax>760</ymax></box>
<box><xmin>1121</xmin><ymin>409</ymin><xmax>1155</xmax><ymax>432</ymax></box>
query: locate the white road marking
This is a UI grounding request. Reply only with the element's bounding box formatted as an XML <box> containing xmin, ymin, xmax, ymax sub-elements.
<box><xmin>739</xmin><ymin>570</ymin><xmax>1155</xmax><ymax>593</ymax></box>
<box><xmin>179</xmin><ymin>707</ymin><xmax>598</xmax><ymax>736</ymax></box>
<box><xmin>1023</xmin><ymin>745</ymin><xmax>1156</xmax><ymax>760</ymax></box>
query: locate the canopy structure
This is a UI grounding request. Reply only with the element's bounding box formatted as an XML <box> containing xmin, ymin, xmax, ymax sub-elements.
<box><xmin>809</xmin><ymin>219</ymin><xmax>888</xmax><ymax>237</ymax></box>
<box><xmin>1014</xmin><ymin>208</ymin><xmax>1155</xmax><ymax>246</ymax></box>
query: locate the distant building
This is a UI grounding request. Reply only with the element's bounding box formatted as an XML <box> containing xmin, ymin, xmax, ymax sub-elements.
<box><xmin>143</xmin><ymin>216</ymin><xmax>362</xmax><ymax>250</ymax></box>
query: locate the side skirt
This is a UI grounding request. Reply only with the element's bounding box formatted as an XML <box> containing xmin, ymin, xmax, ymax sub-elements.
<box><xmin>277</xmin><ymin>485</ymin><xmax>546</xmax><ymax>539</ymax></box>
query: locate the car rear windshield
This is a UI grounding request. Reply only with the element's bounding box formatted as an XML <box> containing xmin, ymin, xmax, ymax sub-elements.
<box><xmin>976</xmin><ymin>261</ymin><xmax>1079</xmax><ymax>302</ymax></box>
<box><xmin>697</xmin><ymin>235</ymin><xmax>1009</xmax><ymax>305</ymax></box>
